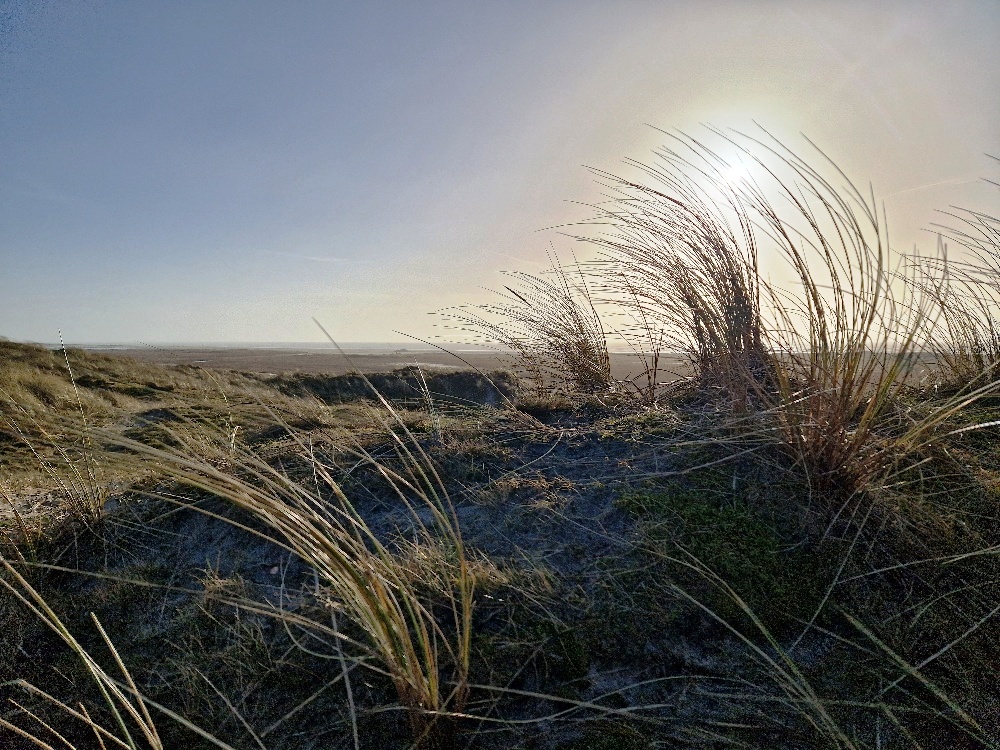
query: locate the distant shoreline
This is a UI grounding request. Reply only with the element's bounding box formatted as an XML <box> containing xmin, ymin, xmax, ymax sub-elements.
<box><xmin>47</xmin><ymin>341</ymin><xmax>503</xmax><ymax>353</ymax></box>
<box><xmin>32</xmin><ymin>341</ymin><xmax>651</xmax><ymax>355</ymax></box>
<box><xmin>80</xmin><ymin>344</ymin><xmax>690</xmax><ymax>381</ymax></box>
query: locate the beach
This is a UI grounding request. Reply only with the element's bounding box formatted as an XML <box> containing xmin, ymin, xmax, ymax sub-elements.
<box><xmin>86</xmin><ymin>345</ymin><xmax>691</xmax><ymax>382</ymax></box>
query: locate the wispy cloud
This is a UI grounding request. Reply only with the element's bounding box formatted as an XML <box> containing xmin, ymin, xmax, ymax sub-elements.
<box><xmin>490</xmin><ymin>251</ymin><xmax>546</xmax><ymax>268</ymax></box>
<box><xmin>262</xmin><ymin>250</ymin><xmax>373</xmax><ymax>264</ymax></box>
<box><xmin>884</xmin><ymin>177</ymin><xmax>981</xmax><ymax>199</ymax></box>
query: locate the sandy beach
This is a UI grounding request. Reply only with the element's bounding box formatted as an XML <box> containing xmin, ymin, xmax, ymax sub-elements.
<box><xmin>86</xmin><ymin>345</ymin><xmax>691</xmax><ymax>383</ymax></box>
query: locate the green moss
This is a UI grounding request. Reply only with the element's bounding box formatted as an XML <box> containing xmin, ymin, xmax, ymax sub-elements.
<box><xmin>597</xmin><ymin>409</ymin><xmax>678</xmax><ymax>440</ymax></box>
<box><xmin>616</xmin><ymin>479</ymin><xmax>829</xmax><ymax>635</ymax></box>
<box><xmin>557</xmin><ymin>720</ymin><xmax>653</xmax><ymax>749</ymax></box>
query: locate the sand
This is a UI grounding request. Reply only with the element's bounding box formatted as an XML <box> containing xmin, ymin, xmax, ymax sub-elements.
<box><xmin>87</xmin><ymin>346</ymin><xmax>691</xmax><ymax>382</ymax></box>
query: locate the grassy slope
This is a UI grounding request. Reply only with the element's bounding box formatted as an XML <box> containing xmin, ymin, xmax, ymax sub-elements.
<box><xmin>1</xmin><ymin>342</ymin><xmax>998</xmax><ymax>749</ymax></box>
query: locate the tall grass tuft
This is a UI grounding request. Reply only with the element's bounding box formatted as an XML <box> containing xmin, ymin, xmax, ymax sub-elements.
<box><xmin>923</xmin><ymin>209</ymin><xmax>1000</xmax><ymax>391</ymax></box>
<box><xmin>589</xmin><ymin>130</ymin><xmax>939</xmax><ymax>493</ymax></box>
<box><xmin>582</xmin><ymin>134</ymin><xmax>771</xmax><ymax>410</ymax></box>
<box><xmin>100</xmin><ymin>392</ymin><xmax>475</xmax><ymax>749</ymax></box>
<box><xmin>0</xmin><ymin>412</ymin><xmax>109</xmax><ymax>531</ymax></box>
<box><xmin>441</xmin><ymin>257</ymin><xmax>613</xmax><ymax>396</ymax></box>
<box><xmin>719</xmin><ymin>132</ymin><xmax>941</xmax><ymax>494</ymax></box>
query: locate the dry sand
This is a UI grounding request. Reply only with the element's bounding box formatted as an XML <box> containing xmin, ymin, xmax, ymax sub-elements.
<box><xmin>88</xmin><ymin>346</ymin><xmax>691</xmax><ymax>383</ymax></box>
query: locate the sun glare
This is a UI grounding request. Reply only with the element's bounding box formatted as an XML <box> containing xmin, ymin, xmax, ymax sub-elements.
<box><xmin>721</xmin><ymin>162</ymin><xmax>752</xmax><ymax>187</ymax></box>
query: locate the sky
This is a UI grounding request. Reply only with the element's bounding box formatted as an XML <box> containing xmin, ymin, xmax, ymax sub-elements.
<box><xmin>2</xmin><ymin>0</ymin><xmax>998</xmax><ymax>345</ymax></box>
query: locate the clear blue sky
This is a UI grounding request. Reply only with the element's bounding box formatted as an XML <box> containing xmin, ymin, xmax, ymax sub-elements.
<box><xmin>2</xmin><ymin>0</ymin><xmax>997</xmax><ymax>344</ymax></box>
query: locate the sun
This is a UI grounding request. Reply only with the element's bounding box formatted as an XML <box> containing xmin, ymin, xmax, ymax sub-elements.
<box><xmin>720</xmin><ymin>162</ymin><xmax>752</xmax><ymax>188</ymax></box>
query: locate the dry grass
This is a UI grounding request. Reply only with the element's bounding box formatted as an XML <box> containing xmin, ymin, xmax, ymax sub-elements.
<box><xmin>0</xmin><ymin>556</ymin><xmax>242</xmax><ymax>750</ymax></box>
<box><xmin>921</xmin><ymin>211</ymin><xmax>1000</xmax><ymax>391</ymax></box>
<box><xmin>440</xmin><ymin>258</ymin><xmax>613</xmax><ymax>396</ymax></box>
<box><xmin>101</xmin><ymin>396</ymin><xmax>475</xmax><ymax>749</ymax></box>
<box><xmin>466</xmin><ymin>127</ymin><xmax>1000</xmax><ymax>504</ymax></box>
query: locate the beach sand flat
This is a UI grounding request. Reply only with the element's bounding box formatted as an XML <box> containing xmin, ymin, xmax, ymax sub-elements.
<box><xmin>90</xmin><ymin>346</ymin><xmax>691</xmax><ymax>383</ymax></box>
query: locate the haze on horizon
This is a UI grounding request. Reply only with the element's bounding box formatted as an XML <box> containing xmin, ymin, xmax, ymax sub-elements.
<box><xmin>2</xmin><ymin>1</ymin><xmax>998</xmax><ymax>346</ymax></box>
